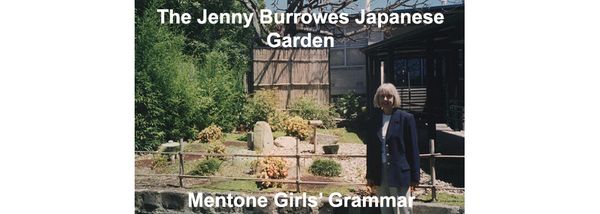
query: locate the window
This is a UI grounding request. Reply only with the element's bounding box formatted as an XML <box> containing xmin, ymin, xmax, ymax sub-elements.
<box><xmin>346</xmin><ymin>48</ymin><xmax>365</xmax><ymax>66</ymax></box>
<box><xmin>393</xmin><ymin>57</ymin><xmax>426</xmax><ymax>87</ymax></box>
<box><xmin>330</xmin><ymin>49</ymin><xmax>345</xmax><ymax>66</ymax></box>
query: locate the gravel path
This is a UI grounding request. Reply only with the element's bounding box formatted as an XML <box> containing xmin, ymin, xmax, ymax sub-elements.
<box><xmin>136</xmin><ymin>134</ymin><xmax>463</xmax><ymax>195</ymax></box>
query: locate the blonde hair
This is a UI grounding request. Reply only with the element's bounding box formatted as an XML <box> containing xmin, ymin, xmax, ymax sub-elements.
<box><xmin>373</xmin><ymin>83</ymin><xmax>401</xmax><ymax>108</ymax></box>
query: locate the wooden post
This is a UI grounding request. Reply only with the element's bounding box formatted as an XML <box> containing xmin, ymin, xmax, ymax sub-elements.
<box><xmin>429</xmin><ymin>138</ymin><xmax>437</xmax><ymax>201</ymax></box>
<box><xmin>308</xmin><ymin>120</ymin><xmax>323</xmax><ymax>154</ymax></box>
<box><xmin>296</xmin><ymin>138</ymin><xmax>301</xmax><ymax>192</ymax></box>
<box><xmin>312</xmin><ymin>127</ymin><xmax>317</xmax><ymax>153</ymax></box>
<box><xmin>179</xmin><ymin>138</ymin><xmax>184</xmax><ymax>188</ymax></box>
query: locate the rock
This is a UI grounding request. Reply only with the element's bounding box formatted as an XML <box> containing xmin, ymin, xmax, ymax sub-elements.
<box><xmin>413</xmin><ymin>202</ymin><xmax>463</xmax><ymax>214</ymax></box>
<box><xmin>246</xmin><ymin>132</ymin><xmax>254</xmax><ymax>150</ymax></box>
<box><xmin>252</xmin><ymin>121</ymin><xmax>273</xmax><ymax>153</ymax></box>
<box><xmin>135</xmin><ymin>190</ymin><xmax>464</xmax><ymax>214</ymax></box>
<box><xmin>160</xmin><ymin>191</ymin><xmax>185</xmax><ymax>210</ymax></box>
<box><xmin>138</xmin><ymin>190</ymin><xmax>161</xmax><ymax>212</ymax></box>
<box><xmin>274</xmin><ymin>136</ymin><xmax>297</xmax><ymax>149</ymax></box>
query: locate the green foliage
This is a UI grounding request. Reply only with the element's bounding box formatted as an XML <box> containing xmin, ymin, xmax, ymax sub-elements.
<box><xmin>197</xmin><ymin>124</ymin><xmax>223</xmax><ymax>143</ymax></box>
<box><xmin>195</xmin><ymin>51</ymin><xmax>246</xmax><ymax>132</ymax></box>
<box><xmin>135</xmin><ymin>0</ymin><xmax>201</xmax><ymax>150</ymax></box>
<box><xmin>240</xmin><ymin>89</ymin><xmax>279</xmax><ymax>130</ymax></box>
<box><xmin>151</xmin><ymin>154</ymin><xmax>170</xmax><ymax>172</ymax></box>
<box><xmin>267</xmin><ymin>110</ymin><xmax>290</xmax><ymax>132</ymax></box>
<box><xmin>333</xmin><ymin>92</ymin><xmax>367</xmax><ymax>122</ymax></box>
<box><xmin>283</xmin><ymin>116</ymin><xmax>313</xmax><ymax>140</ymax></box>
<box><xmin>289</xmin><ymin>97</ymin><xmax>338</xmax><ymax>129</ymax></box>
<box><xmin>417</xmin><ymin>192</ymin><xmax>465</xmax><ymax>207</ymax></box>
<box><xmin>135</xmin><ymin>0</ymin><xmax>254</xmax><ymax>150</ymax></box>
<box><xmin>189</xmin><ymin>158</ymin><xmax>222</xmax><ymax>176</ymax></box>
<box><xmin>250</xmin><ymin>157</ymin><xmax>289</xmax><ymax>189</ymax></box>
<box><xmin>309</xmin><ymin>159</ymin><xmax>342</xmax><ymax>177</ymax></box>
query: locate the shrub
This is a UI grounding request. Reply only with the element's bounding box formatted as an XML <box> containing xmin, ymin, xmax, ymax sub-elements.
<box><xmin>207</xmin><ymin>143</ymin><xmax>227</xmax><ymax>160</ymax></box>
<box><xmin>135</xmin><ymin>0</ymin><xmax>200</xmax><ymax>150</ymax></box>
<box><xmin>197</xmin><ymin>124</ymin><xmax>223</xmax><ymax>143</ymax></box>
<box><xmin>283</xmin><ymin>116</ymin><xmax>312</xmax><ymax>140</ymax></box>
<box><xmin>189</xmin><ymin>158</ymin><xmax>221</xmax><ymax>176</ymax></box>
<box><xmin>289</xmin><ymin>97</ymin><xmax>338</xmax><ymax>128</ymax></box>
<box><xmin>151</xmin><ymin>154</ymin><xmax>170</xmax><ymax>170</ymax></box>
<box><xmin>240</xmin><ymin>89</ymin><xmax>279</xmax><ymax>130</ymax></box>
<box><xmin>196</xmin><ymin>51</ymin><xmax>246</xmax><ymax>132</ymax></box>
<box><xmin>250</xmin><ymin>157</ymin><xmax>289</xmax><ymax>189</ymax></box>
<box><xmin>268</xmin><ymin>110</ymin><xmax>290</xmax><ymax>132</ymax></box>
<box><xmin>309</xmin><ymin>159</ymin><xmax>342</xmax><ymax>177</ymax></box>
<box><xmin>333</xmin><ymin>92</ymin><xmax>367</xmax><ymax>122</ymax></box>
<box><xmin>135</xmin><ymin>0</ymin><xmax>253</xmax><ymax>150</ymax></box>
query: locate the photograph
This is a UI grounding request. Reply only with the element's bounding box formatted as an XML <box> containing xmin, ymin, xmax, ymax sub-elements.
<box><xmin>134</xmin><ymin>0</ymin><xmax>464</xmax><ymax>213</ymax></box>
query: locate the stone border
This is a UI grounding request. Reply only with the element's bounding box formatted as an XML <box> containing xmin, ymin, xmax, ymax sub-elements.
<box><xmin>135</xmin><ymin>189</ymin><xmax>464</xmax><ymax>214</ymax></box>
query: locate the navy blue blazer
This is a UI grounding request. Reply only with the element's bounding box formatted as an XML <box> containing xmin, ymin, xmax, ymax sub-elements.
<box><xmin>366</xmin><ymin>108</ymin><xmax>420</xmax><ymax>187</ymax></box>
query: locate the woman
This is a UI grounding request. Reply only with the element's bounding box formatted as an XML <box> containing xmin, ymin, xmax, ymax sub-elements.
<box><xmin>366</xmin><ymin>83</ymin><xmax>420</xmax><ymax>214</ymax></box>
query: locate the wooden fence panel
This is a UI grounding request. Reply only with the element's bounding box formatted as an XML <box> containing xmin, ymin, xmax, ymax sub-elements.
<box><xmin>253</xmin><ymin>48</ymin><xmax>329</xmax><ymax>109</ymax></box>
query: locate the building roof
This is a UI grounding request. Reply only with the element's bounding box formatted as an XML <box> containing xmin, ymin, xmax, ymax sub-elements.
<box><xmin>363</xmin><ymin>5</ymin><xmax>464</xmax><ymax>53</ymax></box>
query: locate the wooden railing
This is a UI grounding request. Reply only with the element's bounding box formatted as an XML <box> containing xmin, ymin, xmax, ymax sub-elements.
<box><xmin>135</xmin><ymin>137</ymin><xmax>463</xmax><ymax>201</ymax></box>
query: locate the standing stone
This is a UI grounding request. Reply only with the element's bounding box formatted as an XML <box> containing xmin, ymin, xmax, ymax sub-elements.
<box><xmin>252</xmin><ymin>121</ymin><xmax>273</xmax><ymax>153</ymax></box>
<box><xmin>247</xmin><ymin>132</ymin><xmax>254</xmax><ymax>150</ymax></box>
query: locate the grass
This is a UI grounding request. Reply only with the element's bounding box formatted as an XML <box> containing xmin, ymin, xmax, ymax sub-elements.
<box><xmin>224</xmin><ymin>131</ymin><xmax>287</xmax><ymax>142</ymax></box>
<box><xmin>189</xmin><ymin>180</ymin><xmax>354</xmax><ymax>196</ymax></box>
<box><xmin>190</xmin><ymin>180</ymin><xmax>282</xmax><ymax>193</ymax></box>
<box><xmin>417</xmin><ymin>192</ymin><xmax>464</xmax><ymax>207</ymax></box>
<box><xmin>317</xmin><ymin>127</ymin><xmax>363</xmax><ymax>144</ymax></box>
<box><xmin>183</xmin><ymin>142</ymin><xmax>211</xmax><ymax>152</ymax></box>
<box><xmin>223</xmin><ymin>132</ymin><xmax>246</xmax><ymax>142</ymax></box>
<box><xmin>273</xmin><ymin>130</ymin><xmax>286</xmax><ymax>138</ymax></box>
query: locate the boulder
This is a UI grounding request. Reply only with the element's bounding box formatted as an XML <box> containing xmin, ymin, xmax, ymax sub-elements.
<box><xmin>252</xmin><ymin>121</ymin><xmax>273</xmax><ymax>153</ymax></box>
<box><xmin>274</xmin><ymin>136</ymin><xmax>297</xmax><ymax>148</ymax></box>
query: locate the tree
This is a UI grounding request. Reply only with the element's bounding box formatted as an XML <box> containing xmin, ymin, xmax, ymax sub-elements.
<box><xmin>135</xmin><ymin>0</ymin><xmax>256</xmax><ymax>150</ymax></box>
<box><xmin>239</xmin><ymin>0</ymin><xmax>433</xmax><ymax>44</ymax></box>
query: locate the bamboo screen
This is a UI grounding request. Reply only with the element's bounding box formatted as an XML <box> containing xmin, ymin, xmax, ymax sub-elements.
<box><xmin>253</xmin><ymin>48</ymin><xmax>330</xmax><ymax>109</ymax></box>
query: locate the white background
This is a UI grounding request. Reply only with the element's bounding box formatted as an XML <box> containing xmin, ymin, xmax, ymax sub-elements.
<box><xmin>1</xmin><ymin>0</ymin><xmax>599</xmax><ymax>213</ymax></box>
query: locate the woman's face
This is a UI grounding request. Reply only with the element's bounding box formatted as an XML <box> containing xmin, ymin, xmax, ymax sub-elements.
<box><xmin>379</xmin><ymin>93</ymin><xmax>394</xmax><ymax>108</ymax></box>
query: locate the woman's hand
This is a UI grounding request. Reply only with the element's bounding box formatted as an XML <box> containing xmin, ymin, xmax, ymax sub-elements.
<box><xmin>366</xmin><ymin>179</ymin><xmax>377</xmax><ymax>195</ymax></box>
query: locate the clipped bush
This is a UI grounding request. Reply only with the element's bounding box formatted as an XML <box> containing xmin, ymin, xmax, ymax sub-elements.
<box><xmin>283</xmin><ymin>116</ymin><xmax>312</xmax><ymax>140</ymax></box>
<box><xmin>151</xmin><ymin>154</ymin><xmax>170</xmax><ymax>171</ymax></box>
<box><xmin>197</xmin><ymin>124</ymin><xmax>223</xmax><ymax>143</ymax></box>
<box><xmin>207</xmin><ymin>143</ymin><xmax>227</xmax><ymax>160</ymax></box>
<box><xmin>268</xmin><ymin>110</ymin><xmax>290</xmax><ymax>132</ymax></box>
<box><xmin>250</xmin><ymin>157</ymin><xmax>289</xmax><ymax>189</ymax></box>
<box><xmin>189</xmin><ymin>158</ymin><xmax>221</xmax><ymax>176</ymax></box>
<box><xmin>309</xmin><ymin>159</ymin><xmax>342</xmax><ymax>177</ymax></box>
<box><xmin>240</xmin><ymin>89</ymin><xmax>279</xmax><ymax>130</ymax></box>
<box><xmin>289</xmin><ymin>97</ymin><xmax>338</xmax><ymax>128</ymax></box>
